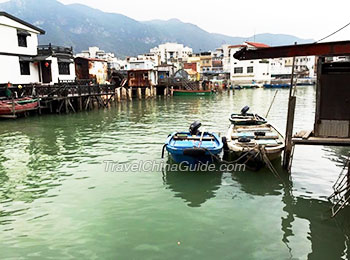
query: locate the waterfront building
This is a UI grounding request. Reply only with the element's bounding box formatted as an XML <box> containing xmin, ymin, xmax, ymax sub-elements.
<box><xmin>150</xmin><ymin>42</ymin><xmax>193</xmax><ymax>64</ymax></box>
<box><xmin>199</xmin><ymin>52</ymin><xmax>212</xmax><ymax>73</ymax></box>
<box><xmin>270</xmin><ymin>56</ymin><xmax>317</xmax><ymax>80</ymax></box>
<box><xmin>229</xmin><ymin>42</ymin><xmax>271</xmax><ymax>85</ymax></box>
<box><xmin>74</xmin><ymin>57</ymin><xmax>108</xmax><ymax>84</ymax></box>
<box><xmin>76</xmin><ymin>46</ymin><xmax>122</xmax><ymax>70</ymax></box>
<box><xmin>0</xmin><ymin>12</ymin><xmax>45</xmax><ymax>85</ymax></box>
<box><xmin>0</xmin><ymin>12</ymin><xmax>76</xmax><ymax>86</ymax></box>
<box><xmin>37</xmin><ymin>44</ymin><xmax>76</xmax><ymax>84</ymax></box>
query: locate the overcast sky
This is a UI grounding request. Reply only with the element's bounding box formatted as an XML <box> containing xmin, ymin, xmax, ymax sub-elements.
<box><xmin>1</xmin><ymin>0</ymin><xmax>350</xmax><ymax>41</ymax></box>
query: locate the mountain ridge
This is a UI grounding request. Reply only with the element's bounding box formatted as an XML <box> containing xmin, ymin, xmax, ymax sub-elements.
<box><xmin>0</xmin><ymin>0</ymin><xmax>314</xmax><ymax>57</ymax></box>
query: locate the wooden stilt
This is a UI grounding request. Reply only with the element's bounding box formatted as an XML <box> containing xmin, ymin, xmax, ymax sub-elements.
<box><xmin>121</xmin><ymin>87</ymin><xmax>127</xmax><ymax>100</ymax></box>
<box><xmin>116</xmin><ymin>88</ymin><xmax>121</xmax><ymax>102</ymax></box>
<box><xmin>137</xmin><ymin>88</ymin><xmax>142</xmax><ymax>100</ymax></box>
<box><xmin>79</xmin><ymin>97</ymin><xmax>83</xmax><ymax>111</ymax></box>
<box><xmin>146</xmin><ymin>88</ymin><xmax>150</xmax><ymax>99</ymax></box>
<box><xmin>65</xmin><ymin>98</ymin><xmax>69</xmax><ymax>114</ymax></box>
<box><xmin>68</xmin><ymin>99</ymin><xmax>76</xmax><ymax>113</ymax></box>
<box><xmin>128</xmin><ymin>88</ymin><xmax>132</xmax><ymax>101</ymax></box>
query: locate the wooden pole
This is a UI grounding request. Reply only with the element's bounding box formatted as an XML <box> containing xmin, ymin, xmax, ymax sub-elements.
<box><xmin>11</xmin><ymin>96</ymin><xmax>15</xmax><ymax>117</ymax></box>
<box><xmin>65</xmin><ymin>98</ymin><xmax>69</xmax><ymax>114</ymax></box>
<box><xmin>283</xmin><ymin>43</ymin><xmax>297</xmax><ymax>170</ymax></box>
<box><xmin>137</xmin><ymin>87</ymin><xmax>142</xmax><ymax>100</ymax></box>
<box><xmin>128</xmin><ymin>87</ymin><xmax>132</xmax><ymax>101</ymax></box>
<box><xmin>116</xmin><ymin>87</ymin><xmax>121</xmax><ymax>102</ymax></box>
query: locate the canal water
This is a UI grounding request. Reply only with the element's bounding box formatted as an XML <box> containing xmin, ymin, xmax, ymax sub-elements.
<box><xmin>0</xmin><ymin>87</ymin><xmax>350</xmax><ymax>259</ymax></box>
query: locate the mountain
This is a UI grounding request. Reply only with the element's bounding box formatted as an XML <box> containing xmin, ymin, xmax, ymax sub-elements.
<box><xmin>0</xmin><ymin>0</ymin><xmax>314</xmax><ymax>57</ymax></box>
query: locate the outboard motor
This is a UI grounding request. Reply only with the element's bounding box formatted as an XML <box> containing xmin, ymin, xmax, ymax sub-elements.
<box><xmin>241</xmin><ymin>106</ymin><xmax>250</xmax><ymax>115</ymax></box>
<box><xmin>189</xmin><ymin>121</ymin><xmax>202</xmax><ymax>135</ymax></box>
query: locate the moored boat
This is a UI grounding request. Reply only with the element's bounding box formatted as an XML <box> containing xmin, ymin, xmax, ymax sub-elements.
<box><xmin>173</xmin><ymin>89</ymin><xmax>214</xmax><ymax>96</ymax></box>
<box><xmin>163</xmin><ymin>121</ymin><xmax>223</xmax><ymax>164</ymax></box>
<box><xmin>0</xmin><ymin>97</ymin><xmax>39</xmax><ymax>116</ymax></box>
<box><xmin>223</xmin><ymin>106</ymin><xmax>285</xmax><ymax>169</ymax></box>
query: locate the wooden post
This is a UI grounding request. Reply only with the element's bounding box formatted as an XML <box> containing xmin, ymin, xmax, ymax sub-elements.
<box><xmin>65</xmin><ymin>98</ymin><xmax>69</xmax><ymax>114</ymax></box>
<box><xmin>346</xmin><ymin>160</ymin><xmax>350</xmax><ymax>200</ymax></box>
<box><xmin>145</xmin><ymin>88</ymin><xmax>150</xmax><ymax>99</ymax></box>
<box><xmin>283</xmin><ymin>45</ymin><xmax>297</xmax><ymax>170</ymax></box>
<box><xmin>79</xmin><ymin>97</ymin><xmax>83</xmax><ymax>111</ymax></box>
<box><xmin>128</xmin><ymin>87</ymin><xmax>132</xmax><ymax>101</ymax></box>
<box><xmin>11</xmin><ymin>96</ymin><xmax>15</xmax><ymax>117</ymax></box>
<box><xmin>121</xmin><ymin>87</ymin><xmax>127</xmax><ymax>100</ymax></box>
<box><xmin>137</xmin><ymin>87</ymin><xmax>142</xmax><ymax>100</ymax></box>
<box><xmin>116</xmin><ymin>87</ymin><xmax>121</xmax><ymax>102</ymax></box>
<box><xmin>164</xmin><ymin>87</ymin><xmax>168</xmax><ymax>97</ymax></box>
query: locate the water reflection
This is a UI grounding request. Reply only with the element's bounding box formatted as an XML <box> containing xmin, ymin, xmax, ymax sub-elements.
<box><xmin>231</xmin><ymin>164</ymin><xmax>350</xmax><ymax>260</ymax></box>
<box><xmin>163</xmin><ymin>162</ymin><xmax>223</xmax><ymax>207</ymax></box>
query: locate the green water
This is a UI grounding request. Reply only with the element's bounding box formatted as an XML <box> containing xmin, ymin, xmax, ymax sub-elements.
<box><xmin>1</xmin><ymin>87</ymin><xmax>350</xmax><ymax>259</ymax></box>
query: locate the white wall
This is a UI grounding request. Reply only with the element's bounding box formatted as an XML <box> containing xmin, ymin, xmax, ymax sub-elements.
<box><xmin>0</xmin><ymin>55</ymin><xmax>40</xmax><ymax>84</ymax></box>
<box><xmin>150</xmin><ymin>42</ymin><xmax>193</xmax><ymax>63</ymax></box>
<box><xmin>46</xmin><ymin>57</ymin><xmax>76</xmax><ymax>84</ymax></box>
<box><xmin>0</xmin><ymin>16</ymin><xmax>40</xmax><ymax>56</ymax></box>
<box><xmin>230</xmin><ymin>47</ymin><xmax>270</xmax><ymax>84</ymax></box>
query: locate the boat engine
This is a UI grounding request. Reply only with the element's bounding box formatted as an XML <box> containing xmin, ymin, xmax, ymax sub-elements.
<box><xmin>189</xmin><ymin>121</ymin><xmax>202</xmax><ymax>135</ymax></box>
<box><xmin>241</xmin><ymin>106</ymin><xmax>250</xmax><ymax>115</ymax></box>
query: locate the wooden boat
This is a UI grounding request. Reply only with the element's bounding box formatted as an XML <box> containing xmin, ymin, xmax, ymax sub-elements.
<box><xmin>173</xmin><ymin>89</ymin><xmax>214</xmax><ymax>96</ymax></box>
<box><xmin>230</xmin><ymin>106</ymin><xmax>267</xmax><ymax>125</ymax></box>
<box><xmin>0</xmin><ymin>97</ymin><xmax>39</xmax><ymax>116</ymax></box>
<box><xmin>263</xmin><ymin>83</ymin><xmax>290</xmax><ymax>89</ymax></box>
<box><xmin>223</xmin><ymin>106</ymin><xmax>285</xmax><ymax>169</ymax></box>
<box><xmin>163</xmin><ymin>121</ymin><xmax>223</xmax><ymax>164</ymax></box>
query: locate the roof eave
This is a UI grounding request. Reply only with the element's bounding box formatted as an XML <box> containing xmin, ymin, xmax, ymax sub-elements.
<box><xmin>0</xmin><ymin>11</ymin><xmax>46</xmax><ymax>35</ymax></box>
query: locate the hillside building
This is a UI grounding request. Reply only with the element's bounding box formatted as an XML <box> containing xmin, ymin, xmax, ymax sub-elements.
<box><xmin>150</xmin><ymin>42</ymin><xmax>193</xmax><ymax>64</ymax></box>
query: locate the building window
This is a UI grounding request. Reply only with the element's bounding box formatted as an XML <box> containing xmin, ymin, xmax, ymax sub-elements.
<box><xmin>18</xmin><ymin>34</ymin><xmax>28</xmax><ymax>47</ymax></box>
<box><xmin>234</xmin><ymin>67</ymin><xmax>243</xmax><ymax>74</ymax></box>
<box><xmin>20</xmin><ymin>61</ymin><xmax>30</xmax><ymax>75</ymax></box>
<box><xmin>58</xmin><ymin>62</ymin><xmax>70</xmax><ymax>75</ymax></box>
<box><xmin>247</xmin><ymin>66</ymin><xmax>254</xmax><ymax>73</ymax></box>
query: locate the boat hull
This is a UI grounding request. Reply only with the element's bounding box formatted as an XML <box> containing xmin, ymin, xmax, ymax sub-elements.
<box><xmin>0</xmin><ymin>98</ymin><xmax>39</xmax><ymax>115</ymax></box>
<box><xmin>225</xmin><ymin>122</ymin><xmax>285</xmax><ymax>169</ymax></box>
<box><xmin>165</xmin><ymin>132</ymin><xmax>223</xmax><ymax>165</ymax></box>
<box><xmin>173</xmin><ymin>90</ymin><xmax>214</xmax><ymax>96</ymax></box>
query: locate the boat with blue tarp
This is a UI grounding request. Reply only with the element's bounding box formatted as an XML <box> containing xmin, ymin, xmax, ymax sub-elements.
<box><xmin>163</xmin><ymin>121</ymin><xmax>223</xmax><ymax>164</ymax></box>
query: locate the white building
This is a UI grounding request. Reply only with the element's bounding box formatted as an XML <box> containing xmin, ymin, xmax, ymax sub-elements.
<box><xmin>0</xmin><ymin>12</ymin><xmax>45</xmax><ymax>85</ymax></box>
<box><xmin>37</xmin><ymin>44</ymin><xmax>76</xmax><ymax>84</ymax></box>
<box><xmin>270</xmin><ymin>56</ymin><xmax>316</xmax><ymax>79</ymax></box>
<box><xmin>229</xmin><ymin>42</ymin><xmax>271</xmax><ymax>85</ymax></box>
<box><xmin>0</xmin><ymin>12</ymin><xmax>76</xmax><ymax>86</ymax></box>
<box><xmin>125</xmin><ymin>54</ymin><xmax>158</xmax><ymax>70</ymax></box>
<box><xmin>76</xmin><ymin>46</ymin><xmax>123</xmax><ymax>70</ymax></box>
<box><xmin>150</xmin><ymin>42</ymin><xmax>193</xmax><ymax>64</ymax></box>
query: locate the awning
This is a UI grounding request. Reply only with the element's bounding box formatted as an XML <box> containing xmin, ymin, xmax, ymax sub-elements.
<box><xmin>19</xmin><ymin>56</ymin><xmax>34</xmax><ymax>62</ymax></box>
<box><xmin>19</xmin><ymin>55</ymin><xmax>50</xmax><ymax>62</ymax></box>
<box><xmin>58</xmin><ymin>57</ymin><xmax>73</xmax><ymax>63</ymax></box>
<box><xmin>17</xmin><ymin>29</ymin><xmax>31</xmax><ymax>36</ymax></box>
<box><xmin>33</xmin><ymin>55</ymin><xmax>50</xmax><ymax>61</ymax></box>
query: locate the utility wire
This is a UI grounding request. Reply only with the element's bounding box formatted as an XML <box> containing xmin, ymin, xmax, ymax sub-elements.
<box><xmin>315</xmin><ymin>21</ymin><xmax>350</xmax><ymax>43</ymax></box>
